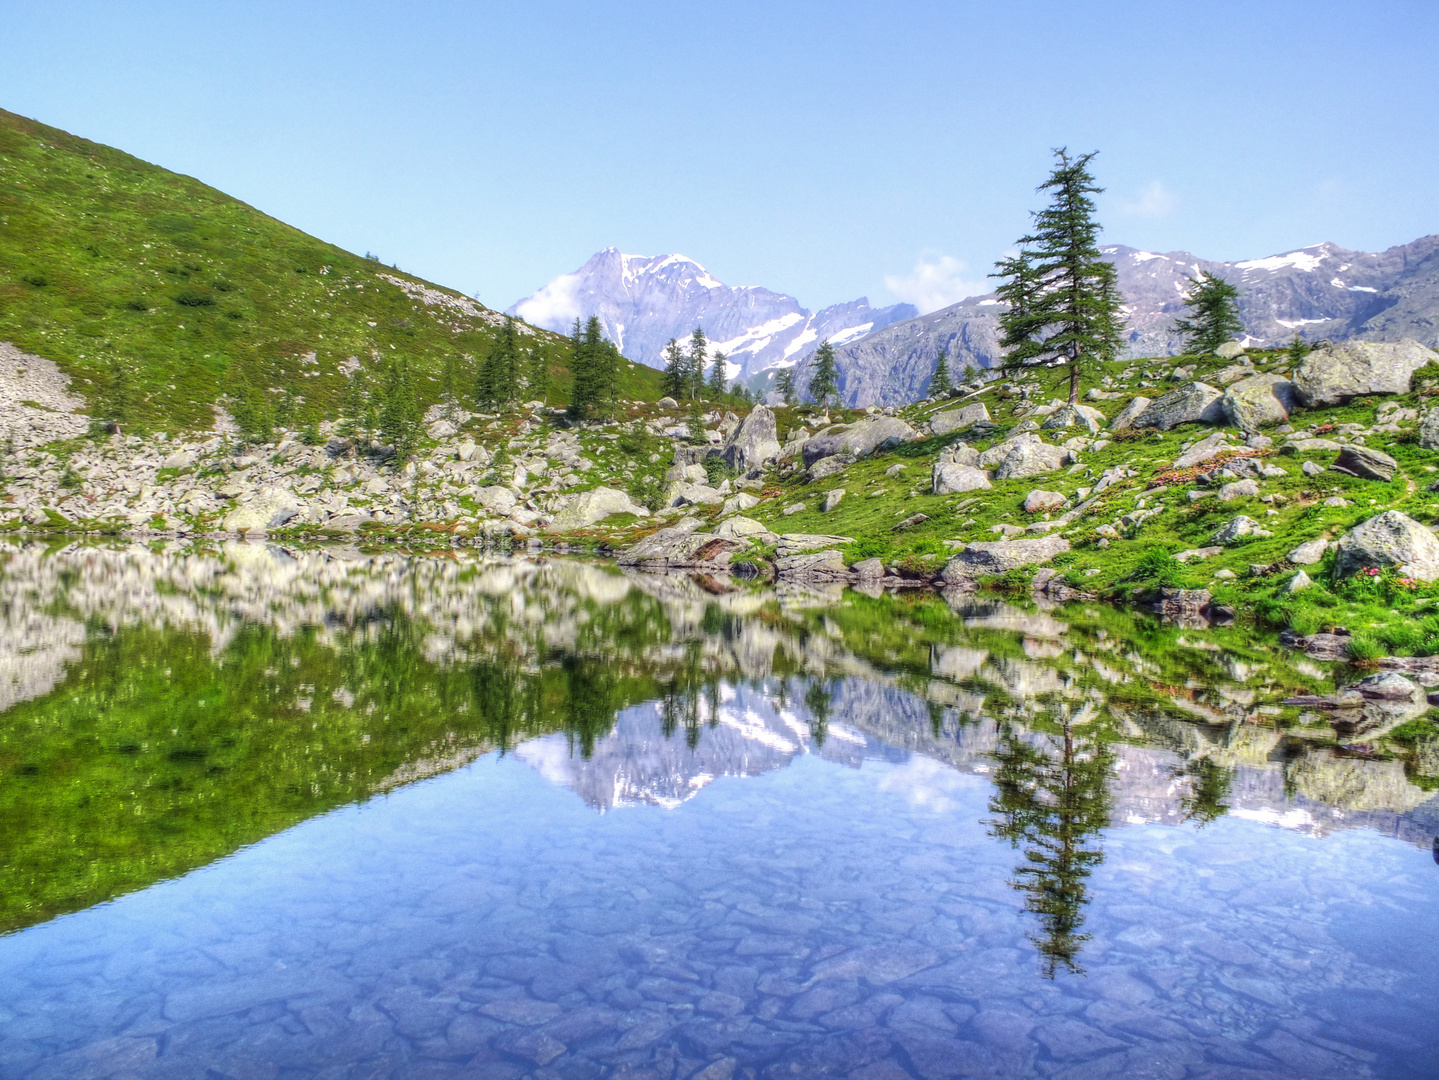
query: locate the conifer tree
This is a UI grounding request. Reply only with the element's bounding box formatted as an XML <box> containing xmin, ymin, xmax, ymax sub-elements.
<box><xmin>707</xmin><ymin>352</ymin><xmax>728</xmax><ymax>399</ymax></box>
<box><xmin>809</xmin><ymin>340</ymin><xmax>839</xmax><ymax>409</ymax></box>
<box><xmin>688</xmin><ymin>327</ymin><xmax>709</xmax><ymax>400</ymax></box>
<box><xmin>991</xmin><ymin>149</ymin><xmax>1124</xmax><ymax>405</ymax></box>
<box><xmin>661</xmin><ymin>339</ymin><xmax>687</xmax><ymax>400</ymax></box>
<box><xmin>931</xmin><ymin>347</ymin><xmax>953</xmax><ymax>397</ymax></box>
<box><xmin>439</xmin><ymin>354</ymin><xmax>461</xmax><ymax>421</ymax></box>
<box><xmin>529</xmin><ymin>344</ymin><xmax>550</xmax><ymax>405</ymax></box>
<box><xmin>568</xmin><ymin>316</ymin><xmax>612</xmax><ymax>421</ymax></box>
<box><xmin>378</xmin><ymin>357</ymin><xmax>422</xmax><ymax>463</ymax></box>
<box><xmin>1173</xmin><ymin>271</ymin><xmax>1244</xmax><ymax>356</ymax></box>
<box><xmin>478</xmin><ymin>315</ymin><xmax>521</xmax><ymax>408</ymax></box>
<box><xmin>775</xmin><ymin>369</ymin><xmax>796</xmax><ymax>406</ymax></box>
<box><xmin>1287</xmin><ymin>334</ymin><xmax>1311</xmax><ymax>364</ymax></box>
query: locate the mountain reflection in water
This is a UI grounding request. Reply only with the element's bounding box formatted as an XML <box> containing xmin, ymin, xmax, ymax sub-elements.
<box><xmin>1</xmin><ymin>542</ymin><xmax>1438</xmax><ymax>1079</ymax></box>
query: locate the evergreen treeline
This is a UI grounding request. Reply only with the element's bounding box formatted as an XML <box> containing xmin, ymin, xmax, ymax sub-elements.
<box><xmin>661</xmin><ymin>326</ymin><xmax>757</xmax><ymax>406</ymax></box>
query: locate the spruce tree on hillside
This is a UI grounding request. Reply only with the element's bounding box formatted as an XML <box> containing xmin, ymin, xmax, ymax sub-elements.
<box><xmin>568</xmin><ymin>316</ymin><xmax>613</xmax><ymax>421</ymax></box>
<box><xmin>478</xmin><ymin>315</ymin><xmax>521</xmax><ymax>408</ymax></box>
<box><xmin>931</xmin><ymin>348</ymin><xmax>953</xmax><ymax>397</ymax></box>
<box><xmin>378</xmin><ymin>357</ymin><xmax>422</xmax><ymax>463</ymax></box>
<box><xmin>1173</xmin><ymin>271</ymin><xmax>1244</xmax><ymax>356</ymax></box>
<box><xmin>991</xmin><ymin>149</ymin><xmax>1124</xmax><ymax>405</ymax></box>
<box><xmin>707</xmin><ymin>352</ymin><xmax>727</xmax><ymax>399</ymax></box>
<box><xmin>661</xmin><ymin>339</ymin><xmax>687</xmax><ymax>400</ymax></box>
<box><xmin>529</xmin><ymin>343</ymin><xmax>550</xmax><ymax>405</ymax></box>
<box><xmin>809</xmin><ymin>340</ymin><xmax>839</xmax><ymax>410</ymax></box>
<box><xmin>775</xmin><ymin>370</ymin><xmax>796</xmax><ymax>407</ymax></box>
<box><xmin>439</xmin><ymin>353</ymin><xmax>462</xmax><ymax>421</ymax></box>
<box><xmin>688</xmin><ymin>327</ymin><xmax>709</xmax><ymax>400</ymax></box>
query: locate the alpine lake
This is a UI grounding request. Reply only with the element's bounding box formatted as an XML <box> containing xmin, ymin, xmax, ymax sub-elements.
<box><xmin>1</xmin><ymin>541</ymin><xmax>1437</xmax><ymax>1080</ymax></box>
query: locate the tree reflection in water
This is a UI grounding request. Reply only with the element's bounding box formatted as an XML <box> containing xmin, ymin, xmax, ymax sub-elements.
<box><xmin>987</xmin><ymin>700</ymin><xmax>1115</xmax><ymax>978</ymax></box>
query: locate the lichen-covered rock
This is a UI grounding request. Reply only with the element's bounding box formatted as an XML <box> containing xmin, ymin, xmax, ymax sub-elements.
<box><xmin>1289</xmin><ymin>538</ymin><xmax>1329</xmax><ymax>564</ymax></box>
<box><xmin>1333</xmin><ymin>444</ymin><xmax>1397</xmax><ymax>482</ymax></box>
<box><xmin>777</xmin><ymin>533</ymin><xmax>853</xmax><ymax>557</ymax></box>
<box><xmin>939</xmin><ymin>535</ymin><xmax>1070</xmax><ymax>581</ymax></box>
<box><xmin>476</xmin><ymin>486</ymin><xmax>518</xmax><ymax>516</ymax></box>
<box><xmin>1212</xmin><ymin>515</ymin><xmax>1271</xmax><ymax>544</ymax></box>
<box><xmin>1108</xmin><ymin>396</ymin><xmax>1153</xmax><ymax>433</ymax></box>
<box><xmin>224</xmin><ymin>486</ymin><xmax>301</xmax><ymax>533</ymax></box>
<box><xmin>775</xmin><ymin>548</ymin><xmax>849</xmax><ymax>581</ymax></box>
<box><xmin>932</xmin><ymin>462</ymin><xmax>991</xmax><ymax>495</ymax></box>
<box><xmin>807</xmin><ymin>456</ymin><xmax>851</xmax><ymax>481</ymax></box>
<box><xmin>1172</xmin><ymin>432</ymin><xmax>1231</xmax><ymax>469</ymax></box>
<box><xmin>1292</xmin><ymin>338</ymin><xmax>1439</xmax><ymax>406</ymax></box>
<box><xmin>929</xmin><ymin>402</ymin><xmax>989</xmax><ymax>436</ymax></box>
<box><xmin>1134</xmin><ymin>382</ymin><xmax>1225</xmax><ymax>431</ymax></box>
<box><xmin>545</xmin><ymin>486</ymin><xmax>649</xmax><ymax>532</ymax></box>
<box><xmin>977</xmin><ymin>433</ymin><xmax>1067</xmax><ymax>480</ymax></box>
<box><xmin>1023</xmin><ymin>490</ymin><xmax>1065</xmax><ymax>513</ymax></box>
<box><xmin>721</xmin><ymin>404</ymin><xmax>781</xmax><ymax>472</ymax></box>
<box><xmin>1334</xmin><ymin>510</ymin><xmax>1439</xmax><ymax>582</ymax></box>
<box><xmin>1421</xmin><ymin>406</ymin><xmax>1439</xmax><ymax>450</ymax></box>
<box><xmin>1040</xmin><ymin>404</ymin><xmax>1104</xmax><ymax>434</ymax></box>
<box><xmin>1216</xmin><ymin>341</ymin><xmax>1246</xmax><ymax>360</ymax></box>
<box><xmin>617</xmin><ymin>524</ymin><xmax>737</xmax><ymax>569</ymax></box>
<box><xmin>801</xmin><ymin>416</ymin><xmax>918</xmax><ymax>466</ymax></box>
<box><xmin>1222</xmin><ymin>374</ymin><xmax>1299</xmax><ymax>430</ymax></box>
<box><xmin>1218</xmin><ymin>478</ymin><xmax>1259</xmax><ymax>501</ymax></box>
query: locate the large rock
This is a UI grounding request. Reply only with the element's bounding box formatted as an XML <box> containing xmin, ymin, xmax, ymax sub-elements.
<box><xmin>777</xmin><ymin>533</ymin><xmax>853</xmax><ymax>556</ymax></box>
<box><xmin>932</xmin><ymin>462</ymin><xmax>991</xmax><ymax>495</ymax></box>
<box><xmin>475</xmin><ymin>486</ymin><xmax>518</xmax><ymax>516</ymax></box>
<box><xmin>977</xmin><ymin>433</ymin><xmax>1067</xmax><ymax>480</ymax></box>
<box><xmin>1289</xmin><ymin>538</ymin><xmax>1329</xmax><ymax>565</ymax></box>
<box><xmin>1212</xmin><ymin>515</ymin><xmax>1271</xmax><ymax>544</ymax></box>
<box><xmin>545</xmin><ymin>486</ymin><xmax>649</xmax><ymax>532</ymax></box>
<box><xmin>1292</xmin><ymin>338</ymin><xmax>1439</xmax><ymax>406</ymax></box>
<box><xmin>1334</xmin><ymin>444</ymin><xmax>1397</xmax><ymax>481</ymax></box>
<box><xmin>721</xmin><ymin>404</ymin><xmax>782</xmax><ymax>472</ymax></box>
<box><xmin>224</xmin><ymin>486</ymin><xmax>301</xmax><ymax>533</ymax></box>
<box><xmin>1133</xmin><ymin>382</ymin><xmax>1225</xmax><ymax>430</ymax></box>
<box><xmin>1040</xmin><ymin>404</ymin><xmax>1104</xmax><ymax>434</ymax></box>
<box><xmin>775</xmin><ymin>548</ymin><xmax>849</xmax><ymax>581</ymax></box>
<box><xmin>1334</xmin><ymin>510</ymin><xmax>1439</xmax><ymax>582</ymax></box>
<box><xmin>1222</xmin><ymin>374</ymin><xmax>1299</xmax><ymax>430</ymax></box>
<box><xmin>1421</xmin><ymin>406</ymin><xmax>1439</xmax><ymax>450</ymax></box>
<box><xmin>617</xmin><ymin>524</ymin><xmax>738</xmax><ymax>569</ymax></box>
<box><xmin>929</xmin><ymin>402</ymin><xmax>990</xmax><ymax>436</ymax></box>
<box><xmin>1172</xmin><ymin>432</ymin><xmax>1230</xmax><ymax>469</ymax></box>
<box><xmin>1023</xmin><ymin>490</ymin><xmax>1065</xmax><ymax>513</ymax></box>
<box><xmin>940</xmin><ymin>536</ymin><xmax>1070</xmax><ymax>581</ymax></box>
<box><xmin>715</xmin><ymin>516</ymin><xmax>776</xmax><ymax>543</ymax></box>
<box><xmin>663</xmin><ymin>481</ymin><xmax>725</xmax><ymax>507</ymax></box>
<box><xmin>1108</xmin><ymin>396</ymin><xmax>1153</xmax><ymax>433</ymax></box>
<box><xmin>801</xmin><ymin>416</ymin><xmax>918</xmax><ymax>466</ymax></box>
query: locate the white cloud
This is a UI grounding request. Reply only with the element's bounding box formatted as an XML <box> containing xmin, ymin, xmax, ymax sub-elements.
<box><xmin>884</xmin><ymin>253</ymin><xmax>987</xmax><ymax>315</ymax></box>
<box><xmin>511</xmin><ymin>273</ymin><xmax>582</xmax><ymax>331</ymax></box>
<box><xmin>876</xmin><ymin>756</ymin><xmax>976</xmax><ymax>815</ymax></box>
<box><xmin>1118</xmin><ymin>180</ymin><xmax>1177</xmax><ymax>219</ymax></box>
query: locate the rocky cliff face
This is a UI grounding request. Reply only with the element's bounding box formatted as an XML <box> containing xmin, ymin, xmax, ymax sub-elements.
<box><xmin>801</xmin><ymin>235</ymin><xmax>1439</xmax><ymax>406</ymax></box>
<box><xmin>508</xmin><ymin>249</ymin><xmax>915</xmax><ymax>380</ymax></box>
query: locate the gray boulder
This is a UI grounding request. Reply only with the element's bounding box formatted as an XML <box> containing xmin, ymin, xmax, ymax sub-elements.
<box><xmin>618</xmin><ymin>523</ymin><xmax>737</xmax><ymax>569</ymax></box>
<box><xmin>977</xmin><ymin>433</ymin><xmax>1067</xmax><ymax>480</ymax></box>
<box><xmin>1217</xmin><ymin>478</ymin><xmax>1259</xmax><ymax>501</ymax></box>
<box><xmin>545</xmin><ymin>486</ymin><xmax>649</xmax><ymax>532</ymax></box>
<box><xmin>1134</xmin><ymin>382</ymin><xmax>1225</xmax><ymax>431</ymax></box>
<box><xmin>223</xmin><ymin>486</ymin><xmax>302</xmax><ymax>533</ymax></box>
<box><xmin>1023</xmin><ymin>490</ymin><xmax>1065</xmax><ymax>513</ymax></box>
<box><xmin>664</xmin><ymin>481</ymin><xmax>725</xmax><ymax>507</ymax></box>
<box><xmin>932</xmin><ymin>462</ymin><xmax>991</xmax><ymax>495</ymax></box>
<box><xmin>1222</xmin><ymin>374</ymin><xmax>1299</xmax><ymax>431</ymax></box>
<box><xmin>1421</xmin><ymin>406</ymin><xmax>1439</xmax><ymax>450</ymax></box>
<box><xmin>777</xmin><ymin>533</ymin><xmax>853</xmax><ymax>556</ymax></box>
<box><xmin>1040</xmin><ymin>404</ymin><xmax>1104</xmax><ymax>434</ymax></box>
<box><xmin>1292</xmin><ymin>338</ymin><xmax>1439</xmax><ymax>406</ymax></box>
<box><xmin>1333</xmin><ymin>444</ymin><xmax>1397</xmax><ymax>482</ymax></box>
<box><xmin>775</xmin><ymin>548</ymin><xmax>850</xmax><ymax>581</ymax></box>
<box><xmin>808</xmin><ymin>456</ymin><xmax>852</xmax><ymax>481</ymax></box>
<box><xmin>1108</xmin><ymin>396</ymin><xmax>1153</xmax><ymax>433</ymax></box>
<box><xmin>929</xmin><ymin>402</ymin><xmax>989</xmax><ymax>436</ymax></box>
<box><xmin>801</xmin><ymin>416</ymin><xmax>918</xmax><ymax>466</ymax></box>
<box><xmin>1334</xmin><ymin>510</ymin><xmax>1439</xmax><ymax>583</ymax></box>
<box><xmin>1172</xmin><ymin>432</ymin><xmax>1230</xmax><ymax>469</ymax></box>
<box><xmin>475</xmin><ymin>486</ymin><xmax>518</xmax><ymax>516</ymax></box>
<box><xmin>714</xmin><ymin>516</ymin><xmax>776</xmax><ymax>543</ymax></box>
<box><xmin>940</xmin><ymin>535</ymin><xmax>1070</xmax><ymax>581</ymax></box>
<box><xmin>1212</xmin><ymin>515</ymin><xmax>1271</xmax><ymax>544</ymax></box>
<box><xmin>1289</xmin><ymin>538</ymin><xmax>1329</xmax><ymax>565</ymax></box>
<box><xmin>1216</xmin><ymin>341</ymin><xmax>1246</xmax><ymax>360</ymax></box>
<box><xmin>721</xmin><ymin>404</ymin><xmax>782</xmax><ymax>472</ymax></box>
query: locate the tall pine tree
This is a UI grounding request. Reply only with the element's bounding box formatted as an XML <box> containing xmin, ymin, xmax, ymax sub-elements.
<box><xmin>661</xmin><ymin>339</ymin><xmax>687</xmax><ymax>400</ymax></box>
<box><xmin>477</xmin><ymin>315</ymin><xmax>521</xmax><ymax>409</ymax></box>
<box><xmin>568</xmin><ymin>316</ymin><xmax>613</xmax><ymax>421</ymax></box>
<box><xmin>931</xmin><ymin>347</ymin><xmax>953</xmax><ymax>397</ymax></box>
<box><xmin>775</xmin><ymin>370</ymin><xmax>796</xmax><ymax>406</ymax></box>
<box><xmin>809</xmin><ymin>340</ymin><xmax>839</xmax><ymax>409</ymax></box>
<box><xmin>1173</xmin><ymin>271</ymin><xmax>1244</xmax><ymax>356</ymax></box>
<box><xmin>688</xmin><ymin>327</ymin><xmax>708</xmax><ymax>400</ymax></box>
<box><xmin>707</xmin><ymin>352</ymin><xmax>728</xmax><ymax>399</ymax></box>
<box><xmin>378</xmin><ymin>357</ymin><xmax>422</xmax><ymax>463</ymax></box>
<box><xmin>991</xmin><ymin>149</ymin><xmax>1124</xmax><ymax>405</ymax></box>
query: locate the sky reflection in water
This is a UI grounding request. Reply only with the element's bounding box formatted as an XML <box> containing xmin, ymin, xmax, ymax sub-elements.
<box><xmin>0</xmin><ymin>544</ymin><xmax>1437</xmax><ymax>1079</ymax></box>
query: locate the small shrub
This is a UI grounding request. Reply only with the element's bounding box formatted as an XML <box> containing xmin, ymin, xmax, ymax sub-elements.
<box><xmin>175</xmin><ymin>290</ymin><xmax>215</xmax><ymax>307</ymax></box>
<box><xmin>1288</xmin><ymin>609</ymin><xmax>1323</xmax><ymax>637</ymax></box>
<box><xmin>300</xmin><ymin>422</ymin><xmax>323</xmax><ymax>446</ymax></box>
<box><xmin>849</xmin><ymin>537</ymin><xmax>893</xmax><ymax>561</ymax></box>
<box><xmin>1129</xmin><ymin>546</ymin><xmax>1190</xmax><ymax>589</ymax></box>
<box><xmin>1347</xmin><ymin>633</ymin><xmax>1384</xmax><ymax>662</ymax></box>
<box><xmin>703</xmin><ymin>457</ymin><xmax>736</xmax><ymax>486</ymax></box>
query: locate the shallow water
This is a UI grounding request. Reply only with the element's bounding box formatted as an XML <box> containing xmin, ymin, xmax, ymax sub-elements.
<box><xmin>0</xmin><ymin>543</ymin><xmax>1437</xmax><ymax>1079</ymax></box>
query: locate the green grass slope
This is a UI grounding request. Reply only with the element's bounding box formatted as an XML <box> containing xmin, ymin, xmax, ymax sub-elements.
<box><xmin>0</xmin><ymin>108</ymin><xmax>658</xmax><ymax>431</ymax></box>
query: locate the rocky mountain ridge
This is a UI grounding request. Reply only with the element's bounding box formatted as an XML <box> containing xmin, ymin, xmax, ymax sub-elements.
<box><xmin>508</xmin><ymin>248</ymin><xmax>916</xmax><ymax>381</ymax></box>
<box><xmin>808</xmin><ymin>235</ymin><xmax>1439</xmax><ymax>407</ymax></box>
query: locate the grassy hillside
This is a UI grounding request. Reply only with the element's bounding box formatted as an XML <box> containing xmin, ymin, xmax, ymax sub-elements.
<box><xmin>0</xmin><ymin>108</ymin><xmax>659</xmax><ymax>431</ymax></box>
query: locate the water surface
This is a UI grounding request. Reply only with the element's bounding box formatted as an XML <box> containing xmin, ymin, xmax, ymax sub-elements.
<box><xmin>0</xmin><ymin>543</ymin><xmax>1436</xmax><ymax>1079</ymax></box>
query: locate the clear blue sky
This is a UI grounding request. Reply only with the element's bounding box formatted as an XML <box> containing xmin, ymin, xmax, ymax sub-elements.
<box><xmin>4</xmin><ymin>0</ymin><xmax>1436</xmax><ymax>314</ymax></box>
